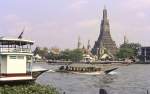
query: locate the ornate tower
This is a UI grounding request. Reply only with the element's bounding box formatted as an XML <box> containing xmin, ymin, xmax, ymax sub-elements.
<box><xmin>77</xmin><ymin>36</ymin><xmax>81</xmax><ymax>49</ymax></box>
<box><xmin>92</xmin><ymin>7</ymin><xmax>117</xmax><ymax>59</ymax></box>
<box><xmin>124</xmin><ymin>34</ymin><xmax>128</xmax><ymax>44</ymax></box>
<box><xmin>87</xmin><ymin>40</ymin><xmax>91</xmax><ymax>50</ymax></box>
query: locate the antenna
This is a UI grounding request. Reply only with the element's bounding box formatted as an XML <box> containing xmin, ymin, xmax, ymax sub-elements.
<box><xmin>18</xmin><ymin>27</ymin><xmax>25</xmax><ymax>39</ymax></box>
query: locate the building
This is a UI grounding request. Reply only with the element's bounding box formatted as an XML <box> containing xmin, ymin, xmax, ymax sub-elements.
<box><xmin>138</xmin><ymin>47</ymin><xmax>150</xmax><ymax>63</ymax></box>
<box><xmin>92</xmin><ymin>7</ymin><xmax>117</xmax><ymax>59</ymax></box>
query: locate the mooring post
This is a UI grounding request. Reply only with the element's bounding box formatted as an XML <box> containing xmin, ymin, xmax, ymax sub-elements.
<box><xmin>147</xmin><ymin>90</ymin><xmax>149</xmax><ymax>94</ymax></box>
<box><xmin>63</xmin><ymin>91</ymin><xmax>66</xmax><ymax>94</ymax></box>
<box><xmin>99</xmin><ymin>89</ymin><xmax>107</xmax><ymax>94</ymax></box>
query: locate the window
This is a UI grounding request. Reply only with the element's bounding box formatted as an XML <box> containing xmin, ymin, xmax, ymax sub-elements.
<box><xmin>17</xmin><ymin>56</ymin><xmax>24</xmax><ymax>59</ymax></box>
<box><xmin>9</xmin><ymin>56</ymin><xmax>16</xmax><ymax>59</ymax></box>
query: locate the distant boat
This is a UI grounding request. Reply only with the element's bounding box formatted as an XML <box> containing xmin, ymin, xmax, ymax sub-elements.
<box><xmin>0</xmin><ymin>36</ymin><xmax>48</xmax><ymax>83</ymax></box>
<box><xmin>71</xmin><ymin>71</ymin><xmax>104</xmax><ymax>75</ymax></box>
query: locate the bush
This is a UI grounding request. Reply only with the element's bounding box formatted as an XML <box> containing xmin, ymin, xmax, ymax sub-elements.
<box><xmin>0</xmin><ymin>83</ymin><xmax>59</xmax><ymax>94</ymax></box>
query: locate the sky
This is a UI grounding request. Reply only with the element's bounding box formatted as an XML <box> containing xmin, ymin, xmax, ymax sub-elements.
<box><xmin>0</xmin><ymin>0</ymin><xmax>150</xmax><ymax>49</ymax></box>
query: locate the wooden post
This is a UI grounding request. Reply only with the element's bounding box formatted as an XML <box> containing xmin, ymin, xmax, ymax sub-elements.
<box><xmin>99</xmin><ymin>89</ymin><xmax>107</xmax><ymax>94</ymax></box>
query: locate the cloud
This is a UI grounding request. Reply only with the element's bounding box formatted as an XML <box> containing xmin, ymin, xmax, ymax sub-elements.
<box><xmin>4</xmin><ymin>14</ymin><xmax>20</xmax><ymax>22</ymax></box>
<box><xmin>1</xmin><ymin>14</ymin><xmax>32</xmax><ymax>37</ymax></box>
<box><xmin>0</xmin><ymin>14</ymin><xmax>79</xmax><ymax>49</ymax></box>
<box><xmin>136</xmin><ymin>12</ymin><xmax>146</xmax><ymax>18</ymax></box>
<box><xmin>69</xmin><ymin>0</ymin><xmax>89</xmax><ymax>9</ymax></box>
<box><xmin>1</xmin><ymin>0</ymin><xmax>150</xmax><ymax>49</ymax></box>
<box><xmin>120</xmin><ymin>0</ymin><xmax>150</xmax><ymax>9</ymax></box>
<box><xmin>77</xmin><ymin>19</ymin><xmax>99</xmax><ymax>28</ymax></box>
<box><xmin>107</xmin><ymin>0</ymin><xmax>150</xmax><ymax>42</ymax></box>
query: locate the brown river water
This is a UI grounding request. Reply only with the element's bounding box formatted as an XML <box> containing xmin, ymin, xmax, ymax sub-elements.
<box><xmin>34</xmin><ymin>63</ymin><xmax>150</xmax><ymax>94</ymax></box>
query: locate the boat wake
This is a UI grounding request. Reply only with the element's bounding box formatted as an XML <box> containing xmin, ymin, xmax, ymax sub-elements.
<box><xmin>108</xmin><ymin>71</ymin><xmax>118</xmax><ymax>75</ymax></box>
<box><xmin>31</xmin><ymin>66</ymin><xmax>48</xmax><ymax>72</ymax></box>
<box><xmin>47</xmin><ymin>70</ymin><xmax>55</xmax><ymax>73</ymax></box>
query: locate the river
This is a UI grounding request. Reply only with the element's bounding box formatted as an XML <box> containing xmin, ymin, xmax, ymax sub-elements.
<box><xmin>34</xmin><ymin>63</ymin><xmax>150</xmax><ymax>94</ymax></box>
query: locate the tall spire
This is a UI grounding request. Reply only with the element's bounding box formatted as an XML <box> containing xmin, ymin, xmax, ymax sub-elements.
<box><xmin>103</xmin><ymin>6</ymin><xmax>107</xmax><ymax>20</ymax></box>
<box><xmin>77</xmin><ymin>36</ymin><xmax>81</xmax><ymax>49</ymax></box>
<box><xmin>91</xmin><ymin>6</ymin><xmax>117</xmax><ymax>59</ymax></box>
<box><xmin>124</xmin><ymin>33</ymin><xmax>128</xmax><ymax>44</ymax></box>
<box><xmin>87</xmin><ymin>40</ymin><xmax>91</xmax><ymax>50</ymax></box>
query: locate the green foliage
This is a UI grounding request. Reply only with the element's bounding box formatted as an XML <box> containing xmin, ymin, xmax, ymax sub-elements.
<box><xmin>59</xmin><ymin>49</ymin><xmax>83</xmax><ymax>62</ymax></box>
<box><xmin>33</xmin><ymin>47</ymin><xmax>40</xmax><ymax>55</ymax></box>
<box><xmin>116</xmin><ymin>43</ymin><xmax>141</xmax><ymax>59</ymax></box>
<box><xmin>46</xmin><ymin>52</ymin><xmax>60</xmax><ymax>60</ymax></box>
<box><xmin>68</xmin><ymin>49</ymin><xmax>83</xmax><ymax>62</ymax></box>
<box><xmin>0</xmin><ymin>84</ymin><xmax>59</xmax><ymax>94</ymax></box>
<box><xmin>33</xmin><ymin>47</ymin><xmax>48</xmax><ymax>59</ymax></box>
<box><xmin>120</xmin><ymin>43</ymin><xmax>141</xmax><ymax>50</ymax></box>
<box><xmin>58</xmin><ymin>49</ymin><xmax>83</xmax><ymax>62</ymax></box>
<box><xmin>59</xmin><ymin>49</ymin><xmax>71</xmax><ymax>61</ymax></box>
<box><xmin>116</xmin><ymin>48</ymin><xmax>135</xmax><ymax>59</ymax></box>
<box><xmin>46</xmin><ymin>48</ymin><xmax>83</xmax><ymax>62</ymax></box>
<box><xmin>34</xmin><ymin>46</ymin><xmax>84</xmax><ymax>62</ymax></box>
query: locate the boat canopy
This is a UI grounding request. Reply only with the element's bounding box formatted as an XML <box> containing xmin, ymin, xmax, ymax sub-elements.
<box><xmin>0</xmin><ymin>37</ymin><xmax>34</xmax><ymax>45</ymax></box>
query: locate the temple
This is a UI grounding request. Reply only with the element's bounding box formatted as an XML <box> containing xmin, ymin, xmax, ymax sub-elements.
<box><xmin>92</xmin><ymin>7</ymin><xmax>117</xmax><ymax>59</ymax></box>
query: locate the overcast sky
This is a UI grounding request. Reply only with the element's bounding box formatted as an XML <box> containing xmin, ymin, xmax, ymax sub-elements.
<box><xmin>0</xmin><ymin>0</ymin><xmax>150</xmax><ymax>49</ymax></box>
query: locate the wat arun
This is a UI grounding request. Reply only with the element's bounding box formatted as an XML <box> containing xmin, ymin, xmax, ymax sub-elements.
<box><xmin>92</xmin><ymin>7</ymin><xmax>117</xmax><ymax>59</ymax></box>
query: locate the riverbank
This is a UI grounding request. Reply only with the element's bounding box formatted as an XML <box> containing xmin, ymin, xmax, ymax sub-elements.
<box><xmin>0</xmin><ymin>83</ymin><xmax>59</xmax><ymax>94</ymax></box>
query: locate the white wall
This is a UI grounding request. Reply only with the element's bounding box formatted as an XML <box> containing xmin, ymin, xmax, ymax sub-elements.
<box><xmin>1</xmin><ymin>55</ymin><xmax>7</xmax><ymax>74</ymax></box>
<box><xmin>7</xmin><ymin>55</ymin><xmax>26</xmax><ymax>74</ymax></box>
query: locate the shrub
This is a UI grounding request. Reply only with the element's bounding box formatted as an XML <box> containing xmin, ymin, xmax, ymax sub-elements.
<box><xmin>0</xmin><ymin>83</ymin><xmax>59</xmax><ymax>94</ymax></box>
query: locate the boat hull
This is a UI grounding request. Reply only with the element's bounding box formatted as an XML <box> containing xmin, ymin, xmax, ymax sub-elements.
<box><xmin>31</xmin><ymin>69</ymin><xmax>48</xmax><ymax>78</ymax></box>
<box><xmin>0</xmin><ymin>69</ymin><xmax>48</xmax><ymax>84</ymax></box>
<box><xmin>0</xmin><ymin>76</ymin><xmax>35</xmax><ymax>85</ymax></box>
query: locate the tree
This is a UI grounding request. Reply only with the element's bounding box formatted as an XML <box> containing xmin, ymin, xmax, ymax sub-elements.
<box><xmin>33</xmin><ymin>46</ymin><xmax>40</xmax><ymax>56</ymax></box>
<box><xmin>69</xmin><ymin>49</ymin><xmax>83</xmax><ymax>62</ymax></box>
<box><xmin>116</xmin><ymin>48</ymin><xmax>135</xmax><ymax>59</ymax></box>
<box><xmin>34</xmin><ymin>47</ymin><xmax>84</xmax><ymax>62</ymax></box>
<box><xmin>46</xmin><ymin>52</ymin><xmax>60</xmax><ymax>60</ymax></box>
<box><xmin>59</xmin><ymin>49</ymin><xmax>83</xmax><ymax>62</ymax></box>
<box><xmin>42</xmin><ymin>47</ymin><xmax>49</xmax><ymax>58</ymax></box>
<box><xmin>33</xmin><ymin>47</ymin><xmax>49</xmax><ymax>59</ymax></box>
<box><xmin>60</xmin><ymin>49</ymin><xmax>71</xmax><ymax>61</ymax></box>
<box><xmin>46</xmin><ymin>47</ymin><xmax>60</xmax><ymax>60</ymax></box>
<box><xmin>116</xmin><ymin>43</ymin><xmax>141</xmax><ymax>59</ymax></box>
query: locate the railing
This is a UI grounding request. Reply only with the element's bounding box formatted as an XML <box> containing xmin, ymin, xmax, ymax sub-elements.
<box><xmin>0</xmin><ymin>48</ymin><xmax>32</xmax><ymax>53</ymax></box>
